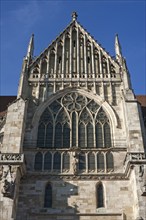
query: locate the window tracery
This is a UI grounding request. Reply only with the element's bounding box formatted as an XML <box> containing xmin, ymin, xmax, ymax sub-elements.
<box><xmin>37</xmin><ymin>92</ymin><xmax>112</xmax><ymax>149</ymax></box>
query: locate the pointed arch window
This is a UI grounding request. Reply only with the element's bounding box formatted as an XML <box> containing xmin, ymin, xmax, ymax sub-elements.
<box><xmin>37</xmin><ymin>109</ymin><xmax>53</xmax><ymax>148</ymax></box>
<box><xmin>95</xmin><ymin>108</ymin><xmax>111</xmax><ymax>148</ymax></box>
<box><xmin>97</xmin><ymin>153</ymin><xmax>104</xmax><ymax>171</ymax></box>
<box><xmin>106</xmin><ymin>152</ymin><xmax>114</xmax><ymax>171</ymax></box>
<box><xmin>36</xmin><ymin>92</ymin><xmax>112</xmax><ymax>150</ymax></box>
<box><xmin>88</xmin><ymin>152</ymin><xmax>95</xmax><ymax>171</ymax></box>
<box><xmin>53</xmin><ymin>152</ymin><xmax>61</xmax><ymax>171</ymax></box>
<box><xmin>104</xmin><ymin>123</ymin><xmax>111</xmax><ymax>148</ymax></box>
<box><xmin>44</xmin><ymin>183</ymin><xmax>52</xmax><ymax>208</ymax></box>
<box><xmin>44</xmin><ymin>152</ymin><xmax>52</xmax><ymax>171</ymax></box>
<box><xmin>62</xmin><ymin>152</ymin><xmax>70</xmax><ymax>170</ymax></box>
<box><xmin>34</xmin><ymin>152</ymin><xmax>43</xmax><ymax>171</ymax></box>
<box><xmin>96</xmin><ymin>183</ymin><xmax>104</xmax><ymax>208</ymax></box>
<box><xmin>79</xmin><ymin>153</ymin><xmax>86</xmax><ymax>172</ymax></box>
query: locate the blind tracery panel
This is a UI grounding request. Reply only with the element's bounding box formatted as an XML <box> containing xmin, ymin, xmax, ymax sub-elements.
<box><xmin>37</xmin><ymin>92</ymin><xmax>112</xmax><ymax>149</ymax></box>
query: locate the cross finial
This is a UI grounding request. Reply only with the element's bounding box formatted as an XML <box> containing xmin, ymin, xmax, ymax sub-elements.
<box><xmin>72</xmin><ymin>12</ymin><xmax>78</xmax><ymax>21</ymax></box>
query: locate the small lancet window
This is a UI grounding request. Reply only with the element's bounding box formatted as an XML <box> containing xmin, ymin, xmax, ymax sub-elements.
<box><xmin>96</xmin><ymin>183</ymin><xmax>104</xmax><ymax>208</ymax></box>
<box><xmin>44</xmin><ymin>183</ymin><xmax>52</xmax><ymax>208</ymax></box>
<box><xmin>87</xmin><ymin>56</ymin><xmax>90</xmax><ymax>63</ymax></box>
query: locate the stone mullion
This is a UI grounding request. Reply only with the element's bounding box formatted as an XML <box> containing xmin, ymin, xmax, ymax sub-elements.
<box><xmin>76</xmin><ymin>112</ymin><xmax>79</xmax><ymax>148</ymax></box>
<box><xmin>47</xmin><ymin>51</ymin><xmax>50</xmax><ymax>75</ymax></box>
<box><xmin>109</xmin><ymin>82</ymin><xmax>113</xmax><ymax>104</ymax></box>
<box><xmin>95</xmin><ymin>153</ymin><xmax>97</xmax><ymax>173</ymax></box>
<box><xmin>102</xmin><ymin>124</ymin><xmax>105</xmax><ymax>148</ymax></box>
<box><xmin>101</xmin><ymin>81</ymin><xmax>105</xmax><ymax>100</ymax></box>
<box><xmin>91</xmin><ymin>42</ymin><xmax>95</xmax><ymax>76</ymax></box>
<box><xmin>85</xmin><ymin>153</ymin><xmax>88</xmax><ymax>173</ymax></box>
<box><xmin>54</xmin><ymin>43</ymin><xmax>58</xmax><ymax>75</ymax></box>
<box><xmin>107</xmin><ymin>58</ymin><xmax>110</xmax><ymax>75</ymax></box>
<box><xmin>77</xmin><ymin>27</ymin><xmax>79</xmax><ymax>77</ymax></box>
<box><xmin>91</xmin><ymin>42</ymin><xmax>96</xmax><ymax>93</ymax></box>
<box><xmin>99</xmin><ymin>50</ymin><xmax>102</xmax><ymax>74</ymax></box>
<box><xmin>61</xmin><ymin>152</ymin><xmax>63</xmax><ymax>173</ymax></box>
<box><xmin>69</xmin><ymin>28</ymin><xmax>72</xmax><ymax>77</ymax></box>
<box><xmin>84</xmin><ymin>34</ymin><xmax>87</xmax><ymax>76</ymax></box>
<box><xmin>104</xmin><ymin>152</ymin><xmax>107</xmax><ymax>173</ymax></box>
<box><xmin>36</xmin><ymin>60</ymin><xmax>42</xmax><ymax>100</ymax></box>
<box><xmin>85</xmin><ymin>123</ymin><xmax>87</xmax><ymax>148</ymax></box>
<box><xmin>62</xmin><ymin>36</ymin><xmax>65</xmax><ymax>77</ymax></box>
<box><xmin>93</xmin><ymin>120</ymin><xmax>96</xmax><ymax>148</ymax></box>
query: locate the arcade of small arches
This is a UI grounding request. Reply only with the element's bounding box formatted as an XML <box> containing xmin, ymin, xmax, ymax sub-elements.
<box><xmin>34</xmin><ymin>150</ymin><xmax>114</xmax><ymax>173</ymax></box>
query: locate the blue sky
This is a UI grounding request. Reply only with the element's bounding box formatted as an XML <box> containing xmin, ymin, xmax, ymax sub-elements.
<box><xmin>0</xmin><ymin>0</ymin><xmax>146</xmax><ymax>95</ymax></box>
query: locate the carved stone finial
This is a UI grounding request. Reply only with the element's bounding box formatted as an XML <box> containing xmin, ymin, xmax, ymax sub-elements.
<box><xmin>72</xmin><ymin>12</ymin><xmax>78</xmax><ymax>21</ymax></box>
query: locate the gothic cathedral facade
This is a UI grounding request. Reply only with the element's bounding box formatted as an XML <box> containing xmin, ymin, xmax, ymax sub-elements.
<box><xmin>0</xmin><ymin>12</ymin><xmax>146</xmax><ymax>220</ymax></box>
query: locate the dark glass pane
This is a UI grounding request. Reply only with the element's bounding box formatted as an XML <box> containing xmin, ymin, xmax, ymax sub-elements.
<box><xmin>97</xmin><ymin>183</ymin><xmax>104</xmax><ymax>208</ymax></box>
<box><xmin>46</xmin><ymin>123</ymin><xmax>53</xmax><ymax>148</ymax></box>
<box><xmin>44</xmin><ymin>152</ymin><xmax>52</xmax><ymax>170</ymax></box>
<box><xmin>97</xmin><ymin>153</ymin><xmax>104</xmax><ymax>170</ymax></box>
<box><xmin>79</xmin><ymin>153</ymin><xmax>86</xmax><ymax>171</ymax></box>
<box><xmin>54</xmin><ymin>123</ymin><xmax>62</xmax><ymax>148</ymax></box>
<box><xmin>87</xmin><ymin>123</ymin><xmax>94</xmax><ymax>148</ymax></box>
<box><xmin>34</xmin><ymin>152</ymin><xmax>43</xmax><ymax>171</ymax></box>
<box><xmin>63</xmin><ymin>123</ymin><xmax>70</xmax><ymax>148</ymax></box>
<box><xmin>106</xmin><ymin>152</ymin><xmax>114</xmax><ymax>170</ymax></box>
<box><xmin>40</xmin><ymin>109</ymin><xmax>52</xmax><ymax>123</ymax></box>
<box><xmin>72</xmin><ymin>112</ymin><xmax>76</xmax><ymax>146</ymax></box>
<box><xmin>79</xmin><ymin>123</ymin><xmax>85</xmax><ymax>148</ymax></box>
<box><xmin>37</xmin><ymin>123</ymin><xmax>45</xmax><ymax>147</ymax></box>
<box><xmin>96</xmin><ymin>109</ymin><xmax>107</xmax><ymax>124</ymax></box>
<box><xmin>104</xmin><ymin>123</ymin><xmax>111</xmax><ymax>148</ymax></box>
<box><xmin>44</xmin><ymin>184</ymin><xmax>52</xmax><ymax>208</ymax></box>
<box><xmin>49</xmin><ymin>100</ymin><xmax>61</xmax><ymax>116</ymax></box>
<box><xmin>63</xmin><ymin>153</ymin><xmax>70</xmax><ymax>170</ymax></box>
<box><xmin>88</xmin><ymin>153</ymin><xmax>95</xmax><ymax>171</ymax></box>
<box><xmin>96</xmin><ymin>123</ymin><xmax>103</xmax><ymax>148</ymax></box>
<box><xmin>53</xmin><ymin>152</ymin><xmax>61</xmax><ymax>171</ymax></box>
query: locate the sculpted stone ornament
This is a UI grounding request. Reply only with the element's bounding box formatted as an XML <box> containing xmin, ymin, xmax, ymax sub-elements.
<box><xmin>72</xmin><ymin>155</ymin><xmax>78</xmax><ymax>175</ymax></box>
<box><xmin>1</xmin><ymin>165</ymin><xmax>16</xmax><ymax>198</ymax></box>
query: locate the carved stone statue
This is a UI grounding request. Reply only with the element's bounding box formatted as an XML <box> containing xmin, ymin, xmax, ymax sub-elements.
<box><xmin>1</xmin><ymin>165</ymin><xmax>15</xmax><ymax>198</ymax></box>
<box><xmin>72</xmin><ymin>154</ymin><xmax>78</xmax><ymax>175</ymax></box>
